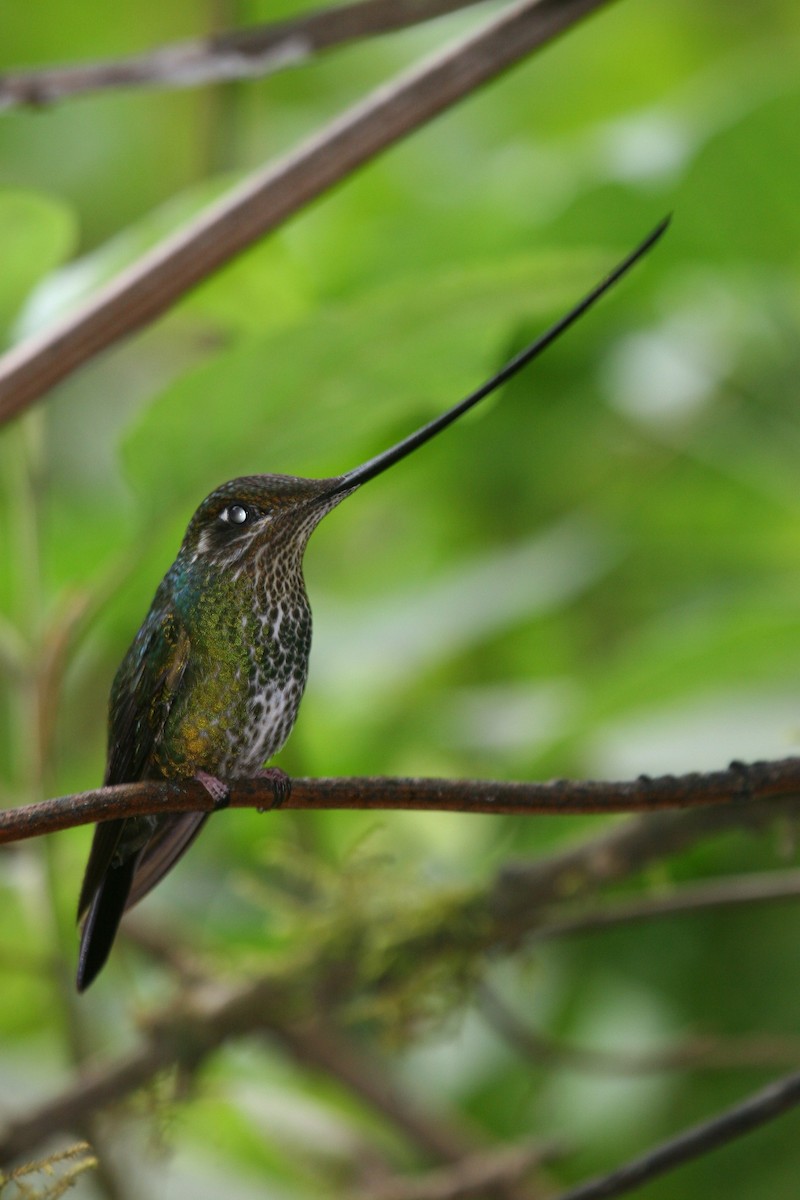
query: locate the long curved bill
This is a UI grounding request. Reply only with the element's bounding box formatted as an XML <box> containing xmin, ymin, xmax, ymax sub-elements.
<box><xmin>326</xmin><ymin>215</ymin><xmax>669</xmax><ymax>498</ymax></box>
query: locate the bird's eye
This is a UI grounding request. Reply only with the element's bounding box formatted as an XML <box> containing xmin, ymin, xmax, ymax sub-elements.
<box><xmin>221</xmin><ymin>504</ymin><xmax>250</xmax><ymax>526</ymax></box>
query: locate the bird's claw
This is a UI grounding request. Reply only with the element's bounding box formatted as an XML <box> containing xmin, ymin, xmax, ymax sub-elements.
<box><xmin>255</xmin><ymin>767</ymin><xmax>291</xmax><ymax>811</ymax></box>
<box><xmin>194</xmin><ymin>770</ymin><xmax>231</xmax><ymax>811</ymax></box>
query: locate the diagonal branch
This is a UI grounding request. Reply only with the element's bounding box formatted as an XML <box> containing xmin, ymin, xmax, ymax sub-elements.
<box><xmin>550</xmin><ymin>1070</ymin><xmax>800</xmax><ymax>1200</ymax></box>
<box><xmin>1</xmin><ymin>756</ymin><xmax>798</xmax><ymax>845</ymax></box>
<box><xmin>274</xmin><ymin>1020</ymin><xmax>547</xmax><ymax>1200</ymax></box>
<box><xmin>276</xmin><ymin>1019</ymin><xmax>486</xmax><ymax>1165</ymax></box>
<box><xmin>354</xmin><ymin>1139</ymin><xmax>559</xmax><ymax>1200</ymax></box>
<box><xmin>0</xmin><ymin>0</ymin><xmax>615</xmax><ymax>427</ymax></box>
<box><xmin>532</xmin><ymin>868</ymin><xmax>800</xmax><ymax>940</ymax></box>
<box><xmin>479</xmin><ymin>986</ymin><xmax>800</xmax><ymax>1076</ymax></box>
<box><xmin>0</xmin><ymin>0</ymin><xmax>488</xmax><ymax>110</ymax></box>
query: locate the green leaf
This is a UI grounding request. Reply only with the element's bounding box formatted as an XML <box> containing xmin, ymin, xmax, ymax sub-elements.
<box><xmin>0</xmin><ymin>190</ymin><xmax>76</xmax><ymax>339</ymax></box>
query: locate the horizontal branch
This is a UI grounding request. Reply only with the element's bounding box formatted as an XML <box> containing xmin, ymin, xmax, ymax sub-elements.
<box><xmin>1</xmin><ymin>756</ymin><xmax>798</xmax><ymax>846</ymax></box>
<box><xmin>552</xmin><ymin>1070</ymin><xmax>800</xmax><ymax>1200</ymax></box>
<box><xmin>0</xmin><ymin>0</ymin><xmax>487</xmax><ymax>109</ymax></box>
<box><xmin>0</xmin><ymin>0</ymin><xmax>612</xmax><ymax>426</ymax></box>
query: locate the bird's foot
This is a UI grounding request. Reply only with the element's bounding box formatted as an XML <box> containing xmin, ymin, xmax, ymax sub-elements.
<box><xmin>194</xmin><ymin>770</ymin><xmax>231</xmax><ymax>811</ymax></box>
<box><xmin>255</xmin><ymin>767</ymin><xmax>291</xmax><ymax>811</ymax></box>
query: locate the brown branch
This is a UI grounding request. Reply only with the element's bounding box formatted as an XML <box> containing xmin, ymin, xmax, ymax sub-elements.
<box><xmin>275</xmin><ymin>1021</ymin><xmax>547</xmax><ymax>1200</ymax></box>
<box><xmin>365</xmin><ymin>787</ymin><xmax>800</xmax><ymax>996</ymax></box>
<box><xmin>355</xmin><ymin>1140</ymin><xmax>558</xmax><ymax>1200</ymax></box>
<box><xmin>0</xmin><ymin>0</ymin><xmax>614</xmax><ymax>427</ymax></box>
<box><xmin>532</xmin><ymin>868</ymin><xmax>800</xmax><ymax>941</ymax></box>
<box><xmin>0</xmin><ymin>0</ymin><xmax>488</xmax><ymax>109</ymax></box>
<box><xmin>0</xmin><ymin>1040</ymin><xmax>172</xmax><ymax>1166</ymax></box>
<box><xmin>479</xmin><ymin>987</ymin><xmax>800</xmax><ymax>1076</ymax></box>
<box><xmin>550</xmin><ymin>1070</ymin><xmax>800</xmax><ymax>1200</ymax></box>
<box><xmin>1</xmin><ymin>756</ymin><xmax>798</xmax><ymax>845</ymax></box>
<box><xmin>277</xmin><ymin>1020</ymin><xmax>480</xmax><ymax>1165</ymax></box>
<box><xmin>483</xmin><ymin>784</ymin><xmax>799</xmax><ymax>946</ymax></box>
<box><xmin>0</xmin><ymin>974</ymin><xmax>289</xmax><ymax>1165</ymax></box>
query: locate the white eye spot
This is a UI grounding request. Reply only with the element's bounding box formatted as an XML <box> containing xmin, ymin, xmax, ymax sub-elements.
<box><xmin>221</xmin><ymin>504</ymin><xmax>249</xmax><ymax>525</ymax></box>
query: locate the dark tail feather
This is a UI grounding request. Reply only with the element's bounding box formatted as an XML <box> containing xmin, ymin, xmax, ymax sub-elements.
<box><xmin>77</xmin><ymin>818</ymin><xmax>125</xmax><ymax>920</ymax></box>
<box><xmin>75</xmin><ymin>813</ymin><xmax>208</xmax><ymax>990</ymax></box>
<box><xmin>126</xmin><ymin>813</ymin><xmax>209</xmax><ymax>909</ymax></box>
<box><xmin>77</xmin><ymin>854</ymin><xmax>138</xmax><ymax>992</ymax></box>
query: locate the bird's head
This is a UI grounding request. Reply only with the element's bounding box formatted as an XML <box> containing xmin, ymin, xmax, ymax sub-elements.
<box><xmin>179</xmin><ymin>473</ymin><xmax>345</xmax><ymax>573</ymax></box>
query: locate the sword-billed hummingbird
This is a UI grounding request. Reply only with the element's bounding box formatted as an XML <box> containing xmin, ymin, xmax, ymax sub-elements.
<box><xmin>76</xmin><ymin>218</ymin><xmax>668</xmax><ymax>990</ymax></box>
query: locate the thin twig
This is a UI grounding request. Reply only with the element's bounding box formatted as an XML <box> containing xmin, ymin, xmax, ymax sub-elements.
<box><xmin>550</xmin><ymin>1070</ymin><xmax>800</xmax><ymax>1200</ymax></box>
<box><xmin>3</xmin><ymin>1142</ymin><xmax>97</xmax><ymax>1192</ymax></box>
<box><xmin>483</xmin><ymin>785</ymin><xmax>797</xmax><ymax>946</ymax></box>
<box><xmin>479</xmin><ymin>986</ymin><xmax>800</xmax><ymax>1076</ymax></box>
<box><xmin>277</xmin><ymin>1020</ymin><xmax>480</xmax><ymax>1164</ymax></box>
<box><xmin>275</xmin><ymin>1020</ymin><xmax>545</xmax><ymax>1200</ymax></box>
<box><xmin>0</xmin><ymin>0</ymin><xmax>488</xmax><ymax>109</ymax></box>
<box><xmin>532</xmin><ymin>868</ymin><xmax>800</xmax><ymax>941</ymax></box>
<box><xmin>355</xmin><ymin>1139</ymin><xmax>558</xmax><ymax>1200</ymax></box>
<box><xmin>0</xmin><ymin>976</ymin><xmax>285</xmax><ymax>1165</ymax></box>
<box><xmin>0</xmin><ymin>756</ymin><xmax>797</xmax><ymax>845</ymax></box>
<box><xmin>0</xmin><ymin>0</ymin><xmax>614</xmax><ymax>427</ymax></box>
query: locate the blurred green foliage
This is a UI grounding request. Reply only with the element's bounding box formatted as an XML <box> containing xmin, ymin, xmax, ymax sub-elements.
<box><xmin>2</xmin><ymin>1</ymin><xmax>800</xmax><ymax>1197</ymax></box>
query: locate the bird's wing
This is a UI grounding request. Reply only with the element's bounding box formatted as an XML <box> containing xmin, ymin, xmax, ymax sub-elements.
<box><xmin>77</xmin><ymin>597</ymin><xmax>192</xmax><ymax>921</ymax></box>
<box><xmin>104</xmin><ymin>591</ymin><xmax>192</xmax><ymax>787</ymax></box>
<box><xmin>125</xmin><ymin>811</ymin><xmax>210</xmax><ymax>910</ymax></box>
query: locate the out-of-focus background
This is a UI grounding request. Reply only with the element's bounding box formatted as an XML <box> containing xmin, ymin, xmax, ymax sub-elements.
<box><xmin>2</xmin><ymin>2</ymin><xmax>800</xmax><ymax>1196</ymax></box>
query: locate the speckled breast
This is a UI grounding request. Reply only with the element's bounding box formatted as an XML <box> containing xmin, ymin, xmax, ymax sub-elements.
<box><xmin>157</xmin><ymin>572</ymin><xmax>313</xmax><ymax>780</ymax></box>
<box><xmin>228</xmin><ymin>590</ymin><xmax>313</xmax><ymax>774</ymax></box>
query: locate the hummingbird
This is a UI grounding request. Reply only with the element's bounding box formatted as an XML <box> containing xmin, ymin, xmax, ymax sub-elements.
<box><xmin>76</xmin><ymin>217</ymin><xmax>668</xmax><ymax>991</ymax></box>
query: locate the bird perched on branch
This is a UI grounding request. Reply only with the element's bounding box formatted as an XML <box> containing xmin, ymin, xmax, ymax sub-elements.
<box><xmin>76</xmin><ymin>217</ymin><xmax>669</xmax><ymax>991</ymax></box>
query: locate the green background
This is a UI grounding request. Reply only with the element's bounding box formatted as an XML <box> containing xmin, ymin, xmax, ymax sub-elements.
<box><xmin>2</xmin><ymin>1</ymin><xmax>800</xmax><ymax>1196</ymax></box>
